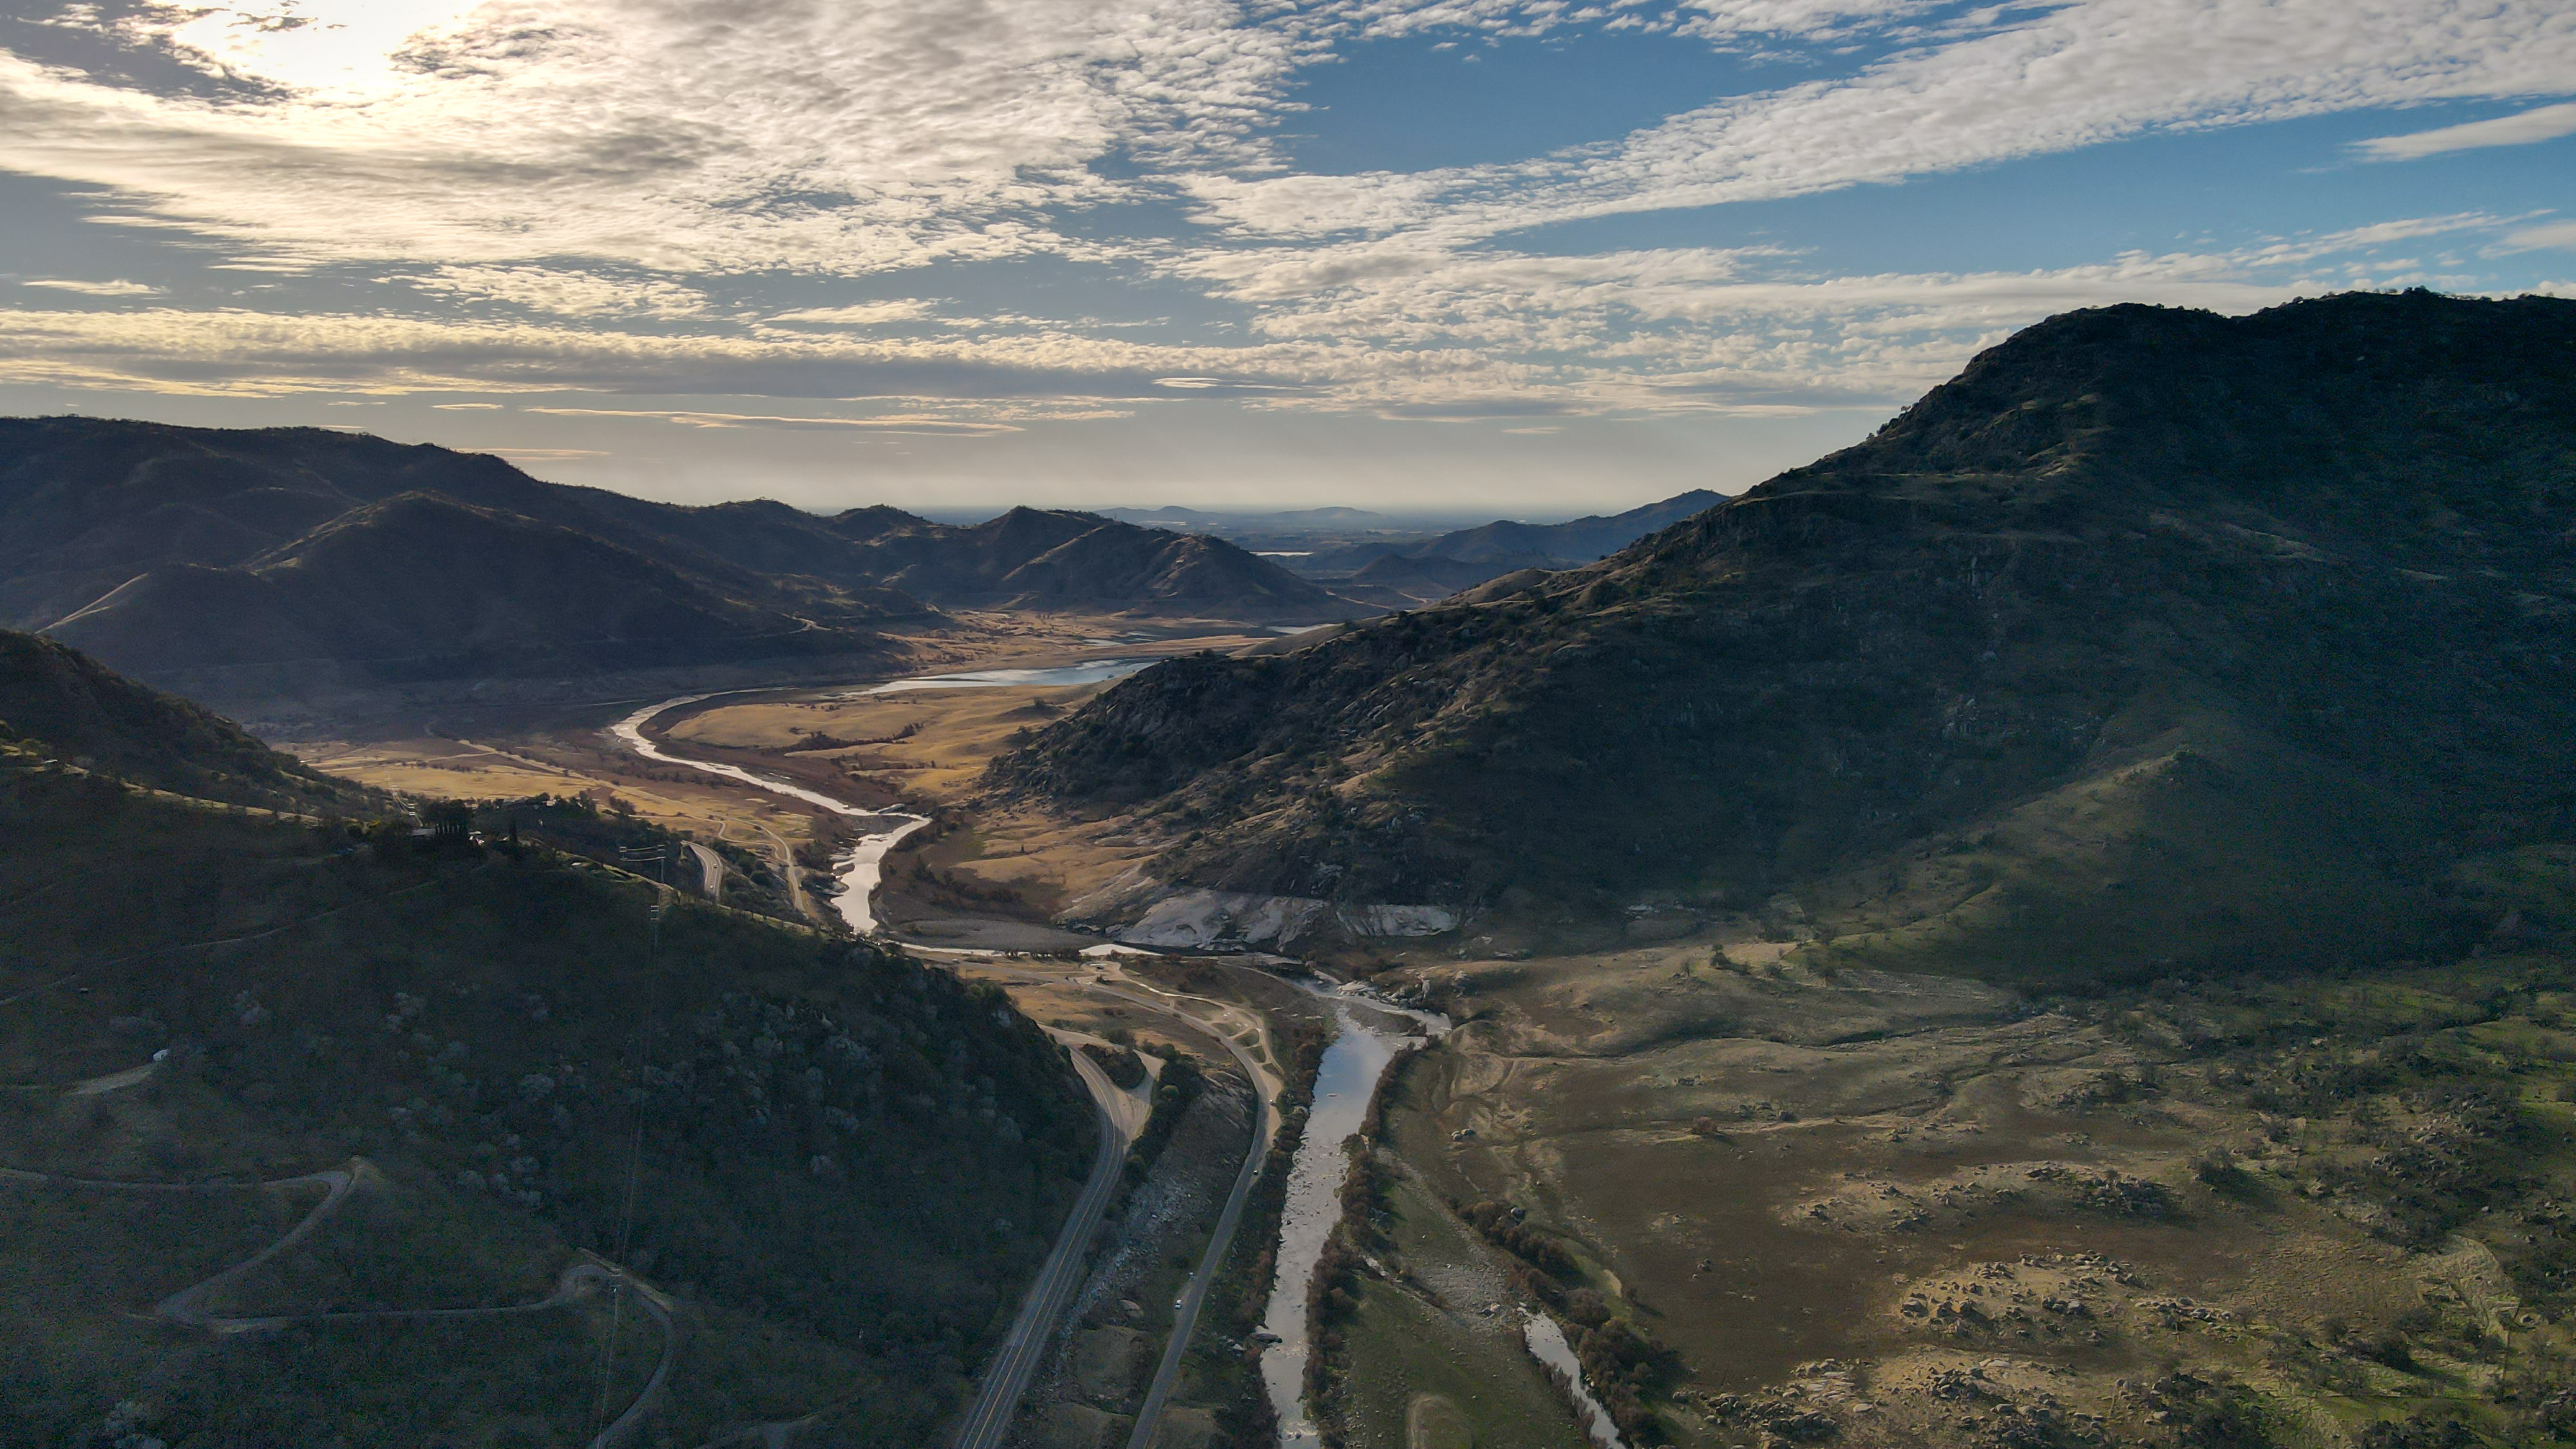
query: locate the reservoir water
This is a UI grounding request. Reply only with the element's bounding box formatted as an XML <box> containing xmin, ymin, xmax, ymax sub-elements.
<box><xmin>855</xmin><ymin>659</ymin><xmax>1153</xmax><ymax>694</ymax></box>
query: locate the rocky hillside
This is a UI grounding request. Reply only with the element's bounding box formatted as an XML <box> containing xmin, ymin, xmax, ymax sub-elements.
<box><xmin>994</xmin><ymin>291</ymin><xmax>2576</xmax><ymax>980</ymax></box>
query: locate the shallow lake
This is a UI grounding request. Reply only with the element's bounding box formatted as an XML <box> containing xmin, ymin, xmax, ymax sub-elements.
<box><xmin>855</xmin><ymin>659</ymin><xmax>1155</xmax><ymax>694</ymax></box>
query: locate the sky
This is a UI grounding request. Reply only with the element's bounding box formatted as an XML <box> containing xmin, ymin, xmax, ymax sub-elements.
<box><xmin>0</xmin><ymin>1</ymin><xmax>2570</xmax><ymax>516</ymax></box>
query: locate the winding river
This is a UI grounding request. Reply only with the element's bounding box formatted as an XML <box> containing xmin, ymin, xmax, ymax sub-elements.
<box><xmin>609</xmin><ymin>694</ymin><xmax>925</xmax><ymax>934</ymax></box>
<box><xmin>613</xmin><ymin>675</ymin><xmax>1497</xmax><ymax>1448</ymax></box>
<box><xmin>1259</xmin><ymin>984</ymin><xmax>1449</xmax><ymax>1449</ymax></box>
<box><xmin>1524</xmin><ymin>1311</ymin><xmax>1631</xmax><ymax>1449</ymax></box>
<box><xmin>608</xmin><ymin>661</ymin><xmax>1158</xmax><ymax>935</ymax></box>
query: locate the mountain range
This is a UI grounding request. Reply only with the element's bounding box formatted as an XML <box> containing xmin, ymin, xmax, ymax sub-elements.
<box><xmin>0</xmin><ymin>419</ymin><xmax>1359</xmax><ymax>711</ymax></box>
<box><xmin>1293</xmin><ymin>490</ymin><xmax>1727</xmax><ymax>605</ymax></box>
<box><xmin>996</xmin><ymin>290</ymin><xmax>2576</xmax><ymax>980</ymax></box>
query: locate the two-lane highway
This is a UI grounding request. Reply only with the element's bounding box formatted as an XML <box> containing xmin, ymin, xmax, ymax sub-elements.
<box><xmin>949</xmin><ymin>958</ymin><xmax>1282</xmax><ymax>1449</ymax></box>
<box><xmin>952</xmin><ymin>1042</ymin><xmax>1136</xmax><ymax>1449</ymax></box>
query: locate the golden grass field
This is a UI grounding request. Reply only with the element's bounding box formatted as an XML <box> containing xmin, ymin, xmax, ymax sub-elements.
<box><xmin>288</xmin><ymin>622</ymin><xmax>1269</xmax><ymax>929</ymax></box>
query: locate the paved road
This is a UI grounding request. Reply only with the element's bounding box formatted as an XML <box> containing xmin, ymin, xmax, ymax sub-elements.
<box><xmin>1124</xmin><ymin>1037</ymin><xmax>1274</xmax><ymax>1449</ymax></box>
<box><xmin>952</xmin><ymin>960</ymin><xmax>1282</xmax><ymax>1449</ymax></box>
<box><xmin>600</xmin><ymin>697</ymin><xmax>1289</xmax><ymax>1446</ymax></box>
<box><xmin>952</xmin><ymin>1044</ymin><xmax>1136</xmax><ymax>1449</ymax></box>
<box><xmin>686</xmin><ymin>842</ymin><xmax>724</xmax><ymax>902</ymax></box>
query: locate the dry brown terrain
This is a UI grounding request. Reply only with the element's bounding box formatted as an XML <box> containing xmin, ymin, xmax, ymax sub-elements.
<box><xmin>1344</xmin><ymin>944</ymin><xmax>2576</xmax><ymax>1448</ymax></box>
<box><xmin>288</xmin><ymin>621</ymin><xmax>1268</xmax><ymax>930</ymax></box>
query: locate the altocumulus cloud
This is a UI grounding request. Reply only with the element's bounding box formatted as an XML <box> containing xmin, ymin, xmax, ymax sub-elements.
<box><xmin>0</xmin><ymin>0</ymin><xmax>2568</xmax><ymax>426</ymax></box>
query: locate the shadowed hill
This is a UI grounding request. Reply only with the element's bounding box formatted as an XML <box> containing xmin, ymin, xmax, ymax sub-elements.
<box><xmin>820</xmin><ymin>506</ymin><xmax>1371</xmax><ymax>617</ymax></box>
<box><xmin>0</xmin><ymin>629</ymin><xmax>371</xmax><ymax>812</ymax></box>
<box><xmin>0</xmin><ymin>419</ymin><xmax>1364</xmax><ymax>711</ymax></box>
<box><xmin>1407</xmin><ymin>489</ymin><xmax>1725</xmax><ymax>566</ymax></box>
<box><xmin>1300</xmin><ymin>489</ymin><xmax>1727</xmax><ymax>605</ymax></box>
<box><xmin>0</xmin><ymin>641</ymin><xmax>1099</xmax><ymax>1445</ymax></box>
<box><xmin>0</xmin><ymin>419</ymin><xmax>1357</xmax><ymax>621</ymax></box>
<box><xmin>45</xmin><ymin>491</ymin><xmax>889</xmax><ymax>698</ymax></box>
<box><xmin>993</xmin><ymin>290</ymin><xmax>2576</xmax><ymax>980</ymax></box>
<box><xmin>0</xmin><ymin>419</ymin><xmax>651</xmax><ymax>628</ymax></box>
<box><xmin>605</xmin><ymin>498</ymin><xmax>1364</xmax><ymax>614</ymax></box>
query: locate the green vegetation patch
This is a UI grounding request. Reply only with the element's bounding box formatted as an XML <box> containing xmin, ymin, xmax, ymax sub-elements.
<box><xmin>0</xmin><ymin>761</ymin><xmax>1099</xmax><ymax>1445</ymax></box>
<box><xmin>1338</xmin><ymin>1280</ymin><xmax>1586</xmax><ymax>1449</ymax></box>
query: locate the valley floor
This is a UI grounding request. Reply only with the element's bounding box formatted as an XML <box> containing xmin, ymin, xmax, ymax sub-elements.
<box><xmin>267</xmin><ymin>613</ymin><xmax>2576</xmax><ymax>1449</ymax></box>
<box><xmin>1336</xmin><ymin>943</ymin><xmax>2576</xmax><ymax>1448</ymax></box>
<box><xmin>282</xmin><ymin>614</ymin><xmax>1258</xmax><ymax>934</ymax></box>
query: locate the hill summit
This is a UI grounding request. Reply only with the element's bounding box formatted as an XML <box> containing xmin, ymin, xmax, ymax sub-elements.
<box><xmin>996</xmin><ymin>290</ymin><xmax>2576</xmax><ymax>977</ymax></box>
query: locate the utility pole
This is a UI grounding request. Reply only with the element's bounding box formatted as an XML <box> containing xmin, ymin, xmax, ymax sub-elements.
<box><xmin>599</xmin><ymin>840</ymin><xmax>670</xmax><ymax>1432</ymax></box>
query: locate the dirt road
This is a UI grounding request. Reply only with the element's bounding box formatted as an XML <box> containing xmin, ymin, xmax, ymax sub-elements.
<box><xmin>1</xmin><ymin>1157</ymin><xmax>678</xmax><ymax>1448</ymax></box>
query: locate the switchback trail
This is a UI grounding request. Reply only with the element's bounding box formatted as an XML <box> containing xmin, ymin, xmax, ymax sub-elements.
<box><xmin>0</xmin><ymin>1154</ymin><xmax>681</xmax><ymax>1447</ymax></box>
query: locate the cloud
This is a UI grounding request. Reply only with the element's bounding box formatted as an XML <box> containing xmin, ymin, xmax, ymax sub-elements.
<box><xmin>483</xmin><ymin>448</ymin><xmax>610</xmax><ymax>463</ymax></box>
<box><xmin>0</xmin><ymin>0</ymin><xmax>1308</xmax><ymax>274</ymax></box>
<box><xmin>2500</xmin><ymin>220</ymin><xmax>2576</xmax><ymax>253</ymax></box>
<box><xmin>0</xmin><ymin>0</ymin><xmax>2568</xmax><ymax>441</ymax></box>
<box><xmin>399</xmin><ymin>265</ymin><xmax>708</xmax><ymax>318</ymax></box>
<box><xmin>767</xmin><ymin>300</ymin><xmax>940</xmax><ymax>327</ymax></box>
<box><xmin>1188</xmin><ymin>1</ymin><xmax>2576</xmax><ymax>240</ymax></box>
<box><xmin>525</xmin><ymin>406</ymin><xmax>1021</xmax><ymax>435</ymax></box>
<box><xmin>18</xmin><ymin>278</ymin><xmax>160</xmax><ymax>295</ymax></box>
<box><xmin>0</xmin><ymin>211</ymin><xmax>2467</xmax><ymax>421</ymax></box>
<box><xmin>1309</xmin><ymin>0</ymin><xmax>1949</xmax><ymax>46</ymax></box>
<box><xmin>2358</xmin><ymin>102</ymin><xmax>2576</xmax><ymax>160</ymax></box>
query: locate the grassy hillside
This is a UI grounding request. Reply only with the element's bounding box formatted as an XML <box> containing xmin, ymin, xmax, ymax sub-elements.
<box><xmin>994</xmin><ymin>290</ymin><xmax>2576</xmax><ymax>979</ymax></box>
<box><xmin>0</xmin><ymin>627</ymin><xmax>371</xmax><ymax>813</ymax></box>
<box><xmin>0</xmin><ymin>681</ymin><xmax>1098</xmax><ymax>1443</ymax></box>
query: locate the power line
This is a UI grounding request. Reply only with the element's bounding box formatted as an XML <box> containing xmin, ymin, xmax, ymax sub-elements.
<box><xmin>595</xmin><ymin>846</ymin><xmax>668</xmax><ymax>1435</ymax></box>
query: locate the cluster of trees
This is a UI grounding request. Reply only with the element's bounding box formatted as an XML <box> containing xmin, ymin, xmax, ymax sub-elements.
<box><xmin>1122</xmin><ymin>1054</ymin><xmax>1206</xmax><ymax>1188</ymax></box>
<box><xmin>1448</xmin><ymin>1197</ymin><xmax>1676</xmax><ymax>1441</ymax></box>
<box><xmin>0</xmin><ymin>769</ymin><xmax>1097</xmax><ymax>1445</ymax></box>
